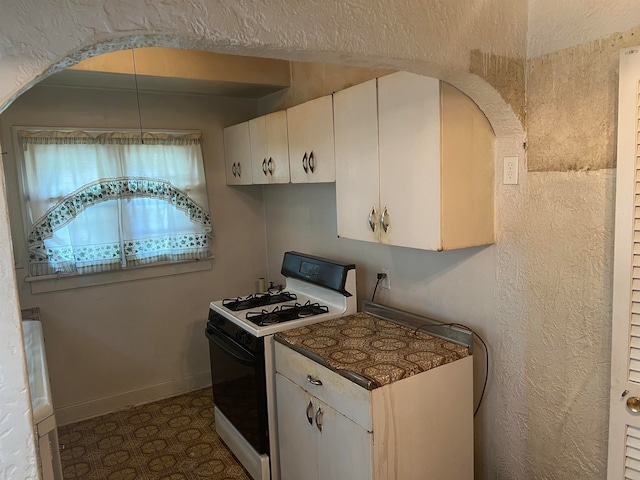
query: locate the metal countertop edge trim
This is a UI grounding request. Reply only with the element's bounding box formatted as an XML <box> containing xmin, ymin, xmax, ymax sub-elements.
<box><xmin>362</xmin><ymin>300</ymin><xmax>474</xmax><ymax>351</ymax></box>
<box><xmin>273</xmin><ymin>335</ymin><xmax>379</xmax><ymax>391</ymax></box>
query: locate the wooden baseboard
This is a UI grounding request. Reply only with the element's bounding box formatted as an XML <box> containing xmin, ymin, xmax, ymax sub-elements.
<box><xmin>55</xmin><ymin>372</ymin><xmax>212</xmax><ymax>426</ymax></box>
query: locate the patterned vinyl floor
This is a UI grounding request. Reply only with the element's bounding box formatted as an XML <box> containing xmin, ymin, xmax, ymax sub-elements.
<box><xmin>58</xmin><ymin>389</ymin><xmax>251</xmax><ymax>480</ymax></box>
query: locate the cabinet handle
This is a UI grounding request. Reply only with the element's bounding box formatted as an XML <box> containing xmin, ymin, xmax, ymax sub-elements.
<box><xmin>232</xmin><ymin>163</ymin><xmax>237</xmax><ymax>177</ymax></box>
<box><xmin>302</xmin><ymin>152</ymin><xmax>308</xmax><ymax>173</ymax></box>
<box><xmin>368</xmin><ymin>207</ymin><xmax>377</xmax><ymax>232</ymax></box>
<box><xmin>237</xmin><ymin>162</ymin><xmax>241</xmax><ymax>177</ymax></box>
<box><xmin>308</xmin><ymin>151</ymin><xmax>315</xmax><ymax>173</ymax></box>
<box><xmin>381</xmin><ymin>207</ymin><xmax>390</xmax><ymax>233</ymax></box>
<box><xmin>306</xmin><ymin>400</ymin><xmax>314</xmax><ymax>425</ymax></box>
<box><xmin>315</xmin><ymin>407</ymin><xmax>323</xmax><ymax>432</ymax></box>
<box><xmin>307</xmin><ymin>374</ymin><xmax>323</xmax><ymax>386</ymax></box>
<box><xmin>267</xmin><ymin>157</ymin><xmax>274</xmax><ymax>175</ymax></box>
<box><xmin>262</xmin><ymin>158</ymin><xmax>268</xmax><ymax>175</ymax></box>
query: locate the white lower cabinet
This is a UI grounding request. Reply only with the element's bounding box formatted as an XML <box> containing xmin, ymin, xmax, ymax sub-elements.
<box><xmin>276</xmin><ymin>373</ymin><xmax>372</xmax><ymax>480</ymax></box>
<box><xmin>274</xmin><ymin>341</ymin><xmax>474</xmax><ymax>480</ymax></box>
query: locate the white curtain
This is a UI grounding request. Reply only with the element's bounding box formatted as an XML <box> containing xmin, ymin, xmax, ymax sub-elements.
<box><xmin>21</xmin><ymin>130</ymin><xmax>212</xmax><ymax>276</ymax></box>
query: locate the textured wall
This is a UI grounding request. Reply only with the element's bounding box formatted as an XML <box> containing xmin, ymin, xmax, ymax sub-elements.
<box><xmin>493</xmin><ymin>167</ymin><xmax>614</xmax><ymax>478</ymax></box>
<box><xmin>470</xmin><ymin>51</ymin><xmax>526</xmax><ymax>125</ymax></box>
<box><xmin>527</xmin><ymin>24</ymin><xmax>640</xmax><ymax>172</ymax></box>
<box><xmin>513</xmin><ymin>7</ymin><xmax>628</xmax><ymax>475</ymax></box>
<box><xmin>528</xmin><ymin>0</ymin><xmax>640</xmax><ymax>57</ymax></box>
<box><xmin>0</xmin><ymin>155</ymin><xmax>37</xmax><ymax>478</ymax></box>
<box><xmin>518</xmin><ymin>33</ymin><xmax>626</xmax><ymax>480</ymax></box>
<box><xmin>522</xmin><ymin>171</ymin><xmax>613</xmax><ymax>478</ymax></box>
<box><xmin>0</xmin><ymin>0</ymin><xmax>526</xmax><ymax>134</ymax></box>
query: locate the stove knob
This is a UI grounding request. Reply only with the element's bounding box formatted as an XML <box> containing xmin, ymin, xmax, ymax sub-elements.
<box><xmin>236</xmin><ymin>331</ymin><xmax>248</xmax><ymax>345</ymax></box>
<box><xmin>208</xmin><ymin>310</ymin><xmax>224</xmax><ymax>326</ymax></box>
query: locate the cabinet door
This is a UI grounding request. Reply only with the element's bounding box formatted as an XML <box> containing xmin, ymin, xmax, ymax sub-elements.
<box><xmin>265</xmin><ymin>110</ymin><xmax>290</xmax><ymax>184</ymax></box>
<box><xmin>378</xmin><ymin>72</ymin><xmax>441</xmax><ymax>250</ymax></box>
<box><xmin>287</xmin><ymin>95</ymin><xmax>335</xmax><ymax>183</ymax></box>
<box><xmin>317</xmin><ymin>400</ymin><xmax>373</xmax><ymax>480</ymax></box>
<box><xmin>249</xmin><ymin>116</ymin><xmax>269</xmax><ymax>184</ymax></box>
<box><xmin>223</xmin><ymin>122</ymin><xmax>253</xmax><ymax>185</ymax></box>
<box><xmin>334</xmin><ymin>79</ymin><xmax>380</xmax><ymax>243</ymax></box>
<box><xmin>276</xmin><ymin>373</ymin><xmax>319</xmax><ymax>480</ymax></box>
<box><xmin>250</xmin><ymin>111</ymin><xmax>290</xmax><ymax>184</ymax></box>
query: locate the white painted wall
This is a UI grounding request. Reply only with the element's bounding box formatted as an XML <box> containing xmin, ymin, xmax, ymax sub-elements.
<box><xmin>0</xmin><ymin>84</ymin><xmax>267</xmax><ymax>423</ymax></box>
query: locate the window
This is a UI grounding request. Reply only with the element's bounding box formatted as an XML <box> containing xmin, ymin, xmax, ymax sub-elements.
<box><xmin>19</xmin><ymin>129</ymin><xmax>212</xmax><ymax>278</ymax></box>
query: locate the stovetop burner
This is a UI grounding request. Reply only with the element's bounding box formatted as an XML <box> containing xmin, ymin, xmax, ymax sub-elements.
<box><xmin>245</xmin><ymin>301</ymin><xmax>330</xmax><ymax>326</ymax></box>
<box><xmin>222</xmin><ymin>292</ymin><xmax>297</xmax><ymax>311</ymax></box>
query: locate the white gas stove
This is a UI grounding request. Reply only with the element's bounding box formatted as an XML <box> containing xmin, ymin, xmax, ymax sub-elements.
<box><xmin>206</xmin><ymin>252</ymin><xmax>357</xmax><ymax>480</ymax></box>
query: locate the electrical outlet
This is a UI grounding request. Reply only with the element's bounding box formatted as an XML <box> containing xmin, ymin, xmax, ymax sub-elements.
<box><xmin>381</xmin><ymin>268</ymin><xmax>390</xmax><ymax>290</ymax></box>
<box><xmin>503</xmin><ymin>156</ymin><xmax>518</xmax><ymax>185</ymax></box>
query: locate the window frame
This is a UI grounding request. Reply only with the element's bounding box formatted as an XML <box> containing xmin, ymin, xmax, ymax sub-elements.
<box><xmin>11</xmin><ymin>126</ymin><xmax>213</xmax><ymax>293</ymax></box>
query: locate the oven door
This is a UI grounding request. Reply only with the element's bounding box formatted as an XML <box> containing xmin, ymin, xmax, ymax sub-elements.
<box><xmin>205</xmin><ymin>325</ymin><xmax>269</xmax><ymax>454</ymax></box>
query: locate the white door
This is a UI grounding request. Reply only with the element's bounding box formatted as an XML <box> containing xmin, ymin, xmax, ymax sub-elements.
<box><xmin>249</xmin><ymin>116</ymin><xmax>269</xmax><ymax>184</ymax></box>
<box><xmin>317</xmin><ymin>400</ymin><xmax>372</xmax><ymax>480</ymax></box>
<box><xmin>264</xmin><ymin>110</ymin><xmax>290</xmax><ymax>184</ymax></box>
<box><xmin>334</xmin><ymin>78</ymin><xmax>380</xmax><ymax>243</ymax></box>
<box><xmin>377</xmin><ymin>72</ymin><xmax>441</xmax><ymax>250</ymax></box>
<box><xmin>608</xmin><ymin>46</ymin><xmax>640</xmax><ymax>479</ymax></box>
<box><xmin>223</xmin><ymin>121</ymin><xmax>253</xmax><ymax>185</ymax></box>
<box><xmin>287</xmin><ymin>95</ymin><xmax>336</xmax><ymax>183</ymax></box>
<box><xmin>276</xmin><ymin>373</ymin><xmax>319</xmax><ymax>480</ymax></box>
<box><xmin>250</xmin><ymin>111</ymin><xmax>290</xmax><ymax>184</ymax></box>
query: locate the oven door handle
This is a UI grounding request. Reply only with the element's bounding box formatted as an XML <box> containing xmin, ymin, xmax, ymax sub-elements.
<box><xmin>205</xmin><ymin>329</ymin><xmax>255</xmax><ymax>366</ymax></box>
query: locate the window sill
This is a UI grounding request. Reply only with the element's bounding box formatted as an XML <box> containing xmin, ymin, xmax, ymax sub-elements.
<box><xmin>24</xmin><ymin>258</ymin><xmax>213</xmax><ymax>294</ymax></box>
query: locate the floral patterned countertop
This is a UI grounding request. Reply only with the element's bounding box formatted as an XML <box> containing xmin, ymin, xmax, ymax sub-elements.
<box><xmin>275</xmin><ymin>312</ymin><xmax>469</xmax><ymax>389</ymax></box>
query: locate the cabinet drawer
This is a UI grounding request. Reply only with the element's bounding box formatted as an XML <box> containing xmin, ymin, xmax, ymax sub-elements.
<box><xmin>275</xmin><ymin>341</ymin><xmax>371</xmax><ymax>431</ymax></box>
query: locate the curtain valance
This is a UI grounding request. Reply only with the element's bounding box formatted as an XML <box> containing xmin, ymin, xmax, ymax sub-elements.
<box><xmin>19</xmin><ymin>130</ymin><xmax>202</xmax><ymax>146</ymax></box>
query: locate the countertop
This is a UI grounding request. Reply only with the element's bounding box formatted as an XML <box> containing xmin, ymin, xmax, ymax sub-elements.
<box><xmin>275</xmin><ymin>312</ymin><xmax>469</xmax><ymax>389</ymax></box>
<box><xmin>22</xmin><ymin>319</ymin><xmax>54</xmax><ymax>423</ymax></box>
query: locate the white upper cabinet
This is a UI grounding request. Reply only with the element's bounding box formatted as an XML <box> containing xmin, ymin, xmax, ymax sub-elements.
<box><xmin>334</xmin><ymin>71</ymin><xmax>495</xmax><ymax>251</ymax></box>
<box><xmin>287</xmin><ymin>95</ymin><xmax>336</xmax><ymax>183</ymax></box>
<box><xmin>249</xmin><ymin>110</ymin><xmax>290</xmax><ymax>184</ymax></box>
<box><xmin>378</xmin><ymin>72</ymin><xmax>442</xmax><ymax>250</ymax></box>
<box><xmin>334</xmin><ymin>79</ymin><xmax>380</xmax><ymax>243</ymax></box>
<box><xmin>223</xmin><ymin>121</ymin><xmax>253</xmax><ymax>185</ymax></box>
